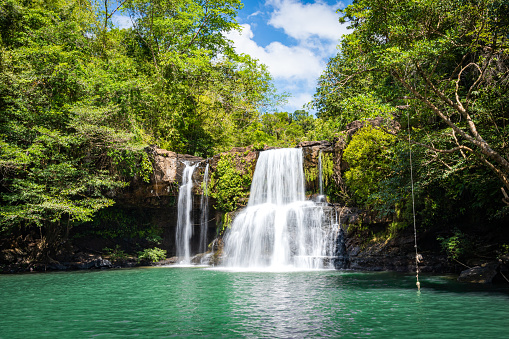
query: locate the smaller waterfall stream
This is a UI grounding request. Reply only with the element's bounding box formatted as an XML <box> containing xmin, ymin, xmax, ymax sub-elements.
<box><xmin>318</xmin><ymin>150</ymin><xmax>323</xmax><ymax>196</ymax></box>
<box><xmin>176</xmin><ymin>162</ymin><xmax>197</xmax><ymax>263</ymax></box>
<box><xmin>199</xmin><ymin>163</ymin><xmax>209</xmax><ymax>254</ymax></box>
<box><xmin>316</xmin><ymin>150</ymin><xmax>326</xmax><ymax>203</ymax></box>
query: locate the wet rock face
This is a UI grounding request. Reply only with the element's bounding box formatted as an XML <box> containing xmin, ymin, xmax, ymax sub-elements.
<box><xmin>344</xmin><ymin>233</ymin><xmax>452</xmax><ymax>273</ymax></box>
<box><xmin>297</xmin><ymin>140</ymin><xmax>337</xmax><ymax>194</ymax></box>
<box><xmin>124</xmin><ymin>142</ymin><xmax>346</xmax><ymax>207</ymax></box>
<box><xmin>333</xmin><ymin>228</ymin><xmax>349</xmax><ymax>269</ymax></box>
<box><xmin>117</xmin><ymin>147</ymin><xmax>206</xmax><ymax>207</ymax></box>
<box><xmin>298</xmin><ymin>140</ymin><xmax>334</xmax><ymax>166</ymax></box>
<box><xmin>149</xmin><ymin>147</ymin><xmax>206</xmax><ymax>197</ymax></box>
<box><xmin>114</xmin><ymin>142</ymin><xmax>350</xmax><ymax>262</ymax></box>
<box><xmin>324</xmin><ymin>206</ymin><xmax>453</xmax><ymax>273</ymax></box>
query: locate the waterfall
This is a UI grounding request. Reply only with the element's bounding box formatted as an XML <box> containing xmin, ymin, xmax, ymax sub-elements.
<box><xmin>318</xmin><ymin>150</ymin><xmax>323</xmax><ymax>196</ymax></box>
<box><xmin>199</xmin><ymin>163</ymin><xmax>209</xmax><ymax>254</ymax></box>
<box><xmin>223</xmin><ymin>148</ymin><xmax>333</xmax><ymax>269</ymax></box>
<box><xmin>315</xmin><ymin>150</ymin><xmax>327</xmax><ymax>204</ymax></box>
<box><xmin>176</xmin><ymin>162</ymin><xmax>197</xmax><ymax>263</ymax></box>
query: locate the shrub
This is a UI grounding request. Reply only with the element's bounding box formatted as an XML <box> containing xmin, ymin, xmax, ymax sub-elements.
<box><xmin>437</xmin><ymin>231</ymin><xmax>465</xmax><ymax>261</ymax></box>
<box><xmin>138</xmin><ymin>247</ymin><xmax>167</xmax><ymax>262</ymax></box>
<box><xmin>103</xmin><ymin>245</ymin><xmax>128</xmax><ymax>263</ymax></box>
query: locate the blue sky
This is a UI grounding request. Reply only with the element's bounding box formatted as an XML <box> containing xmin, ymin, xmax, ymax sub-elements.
<box><xmin>226</xmin><ymin>0</ymin><xmax>352</xmax><ymax>113</ymax></box>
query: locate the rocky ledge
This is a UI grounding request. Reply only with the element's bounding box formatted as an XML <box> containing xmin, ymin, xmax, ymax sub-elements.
<box><xmin>458</xmin><ymin>256</ymin><xmax>509</xmax><ymax>284</ymax></box>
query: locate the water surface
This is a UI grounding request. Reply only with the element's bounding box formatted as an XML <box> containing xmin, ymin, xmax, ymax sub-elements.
<box><xmin>1</xmin><ymin>268</ymin><xmax>507</xmax><ymax>338</ymax></box>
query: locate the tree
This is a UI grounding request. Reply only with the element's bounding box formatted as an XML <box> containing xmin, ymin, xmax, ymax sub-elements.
<box><xmin>0</xmin><ymin>0</ymin><xmax>139</xmax><ymax>261</ymax></box>
<box><xmin>115</xmin><ymin>0</ymin><xmax>277</xmax><ymax>156</ymax></box>
<box><xmin>238</xmin><ymin>110</ymin><xmax>316</xmax><ymax>148</ymax></box>
<box><xmin>315</xmin><ymin>0</ymin><xmax>509</xmax><ymax>204</ymax></box>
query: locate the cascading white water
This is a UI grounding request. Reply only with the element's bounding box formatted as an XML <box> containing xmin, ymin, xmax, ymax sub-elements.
<box><xmin>223</xmin><ymin>148</ymin><xmax>332</xmax><ymax>269</ymax></box>
<box><xmin>318</xmin><ymin>150</ymin><xmax>323</xmax><ymax>196</ymax></box>
<box><xmin>315</xmin><ymin>150</ymin><xmax>327</xmax><ymax>204</ymax></box>
<box><xmin>199</xmin><ymin>163</ymin><xmax>209</xmax><ymax>254</ymax></box>
<box><xmin>176</xmin><ymin>162</ymin><xmax>197</xmax><ymax>263</ymax></box>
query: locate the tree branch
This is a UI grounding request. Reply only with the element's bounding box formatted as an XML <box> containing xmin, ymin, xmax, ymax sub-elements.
<box><xmin>392</xmin><ymin>68</ymin><xmax>509</xmax><ymax>176</ymax></box>
<box><xmin>451</xmin><ymin>129</ymin><xmax>466</xmax><ymax>159</ymax></box>
<box><xmin>104</xmin><ymin>0</ymin><xmax>128</xmax><ymax>28</ymax></box>
<box><xmin>456</xmin><ymin>62</ymin><xmax>481</xmax><ymax>106</ymax></box>
<box><xmin>381</xmin><ymin>121</ymin><xmax>509</xmax><ymax>193</ymax></box>
<box><xmin>186</xmin><ymin>7</ymin><xmax>210</xmax><ymax>51</ymax></box>
<box><xmin>336</xmin><ymin>67</ymin><xmax>381</xmax><ymax>87</ymax></box>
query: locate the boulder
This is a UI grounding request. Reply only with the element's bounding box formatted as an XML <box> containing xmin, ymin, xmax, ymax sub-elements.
<box><xmin>95</xmin><ymin>258</ymin><xmax>112</xmax><ymax>268</ymax></box>
<box><xmin>297</xmin><ymin>140</ymin><xmax>333</xmax><ymax>149</ymax></box>
<box><xmin>151</xmin><ymin>147</ymin><xmax>179</xmax><ymax>183</ymax></box>
<box><xmin>48</xmin><ymin>263</ymin><xmax>68</xmax><ymax>271</ymax></box>
<box><xmin>458</xmin><ymin>262</ymin><xmax>500</xmax><ymax>284</ymax></box>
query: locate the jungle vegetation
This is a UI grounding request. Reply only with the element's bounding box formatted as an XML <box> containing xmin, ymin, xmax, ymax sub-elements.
<box><xmin>314</xmin><ymin>0</ymin><xmax>509</xmax><ymax>260</ymax></box>
<box><xmin>1</xmin><ymin>0</ymin><xmax>508</xmax><ymax>265</ymax></box>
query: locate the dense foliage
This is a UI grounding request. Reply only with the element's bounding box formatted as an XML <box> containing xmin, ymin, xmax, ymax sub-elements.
<box><xmin>343</xmin><ymin>125</ymin><xmax>397</xmax><ymax>209</ymax></box>
<box><xmin>209</xmin><ymin>153</ymin><xmax>252</xmax><ymax>213</ymax></box>
<box><xmin>314</xmin><ymin>0</ymin><xmax>509</xmax><ymax>258</ymax></box>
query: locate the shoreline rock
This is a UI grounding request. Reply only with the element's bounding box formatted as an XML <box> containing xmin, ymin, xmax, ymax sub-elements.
<box><xmin>458</xmin><ymin>256</ymin><xmax>509</xmax><ymax>284</ymax></box>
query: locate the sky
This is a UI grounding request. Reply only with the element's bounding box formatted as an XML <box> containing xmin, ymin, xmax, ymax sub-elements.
<box><xmin>112</xmin><ymin>0</ymin><xmax>352</xmax><ymax>114</ymax></box>
<box><xmin>227</xmin><ymin>0</ymin><xmax>352</xmax><ymax>113</ymax></box>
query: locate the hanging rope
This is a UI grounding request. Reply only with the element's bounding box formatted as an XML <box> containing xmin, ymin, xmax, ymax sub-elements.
<box><xmin>408</xmin><ymin>112</ymin><xmax>421</xmax><ymax>291</ymax></box>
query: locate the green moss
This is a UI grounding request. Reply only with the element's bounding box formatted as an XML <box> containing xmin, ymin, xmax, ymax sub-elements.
<box><xmin>305</xmin><ymin>167</ymin><xmax>318</xmax><ymax>183</ymax></box>
<box><xmin>210</xmin><ymin>153</ymin><xmax>253</xmax><ymax>213</ymax></box>
<box><xmin>321</xmin><ymin>153</ymin><xmax>334</xmax><ymax>187</ymax></box>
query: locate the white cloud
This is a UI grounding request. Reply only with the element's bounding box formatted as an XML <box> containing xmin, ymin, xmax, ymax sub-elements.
<box><xmin>111</xmin><ymin>15</ymin><xmax>133</xmax><ymax>29</ymax></box>
<box><xmin>225</xmin><ymin>24</ymin><xmax>324</xmax><ymax>83</ymax></box>
<box><xmin>267</xmin><ymin>0</ymin><xmax>348</xmax><ymax>43</ymax></box>
<box><xmin>227</xmin><ymin>1</ymin><xmax>351</xmax><ymax>113</ymax></box>
<box><xmin>282</xmin><ymin>89</ymin><xmax>315</xmax><ymax>111</ymax></box>
<box><xmin>248</xmin><ymin>10</ymin><xmax>263</xmax><ymax>19</ymax></box>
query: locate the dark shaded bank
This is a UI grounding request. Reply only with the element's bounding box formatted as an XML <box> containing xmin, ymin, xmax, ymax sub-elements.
<box><xmin>335</xmin><ymin>207</ymin><xmax>509</xmax><ymax>284</ymax></box>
